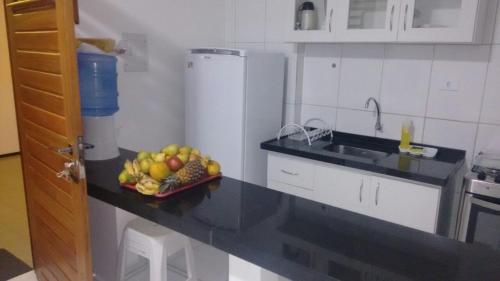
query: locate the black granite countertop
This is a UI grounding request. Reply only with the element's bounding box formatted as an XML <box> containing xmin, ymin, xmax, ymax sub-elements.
<box><xmin>86</xmin><ymin>149</ymin><xmax>500</xmax><ymax>281</ymax></box>
<box><xmin>261</xmin><ymin>131</ymin><xmax>466</xmax><ymax>186</ymax></box>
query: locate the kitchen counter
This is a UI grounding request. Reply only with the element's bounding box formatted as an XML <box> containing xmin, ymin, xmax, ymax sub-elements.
<box><xmin>86</xmin><ymin>149</ymin><xmax>500</xmax><ymax>281</ymax></box>
<box><xmin>261</xmin><ymin>131</ymin><xmax>466</xmax><ymax>187</ymax></box>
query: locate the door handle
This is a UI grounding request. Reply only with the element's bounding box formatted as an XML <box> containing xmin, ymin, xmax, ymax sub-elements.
<box><xmin>57</xmin><ymin>160</ymin><xmax>85</xmax><ymax>183</ymax></box>
<box><xmin>359</xmin><ymin>180</ymin><xmax>364</xmax><ymax>202</ymax></box>
<box><xmin>375</xmin><ymin>183</ymin><xmax>380</xmax><ymax>206</ymax></box>
<box><xmin>403</xmin><ymin>4</ymin><xmax>409</xmax><ymax>31</ymax></box>
<box><xmin>280</xmin><ymin>169</ymin><xmax>299</xmax><ymax>176</ymax></box>
<box><xmin>329</xmin><ymin>8</ymin><xmax>334</xmax><ymax>33</ymax></box>
<box><xmin>389</xmin><ymin>4</ymin><xmax>395</xmax><ymax>31</ymax></box>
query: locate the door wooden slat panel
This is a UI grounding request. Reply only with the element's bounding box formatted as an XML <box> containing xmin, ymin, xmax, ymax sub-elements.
<box><xmin>22</xmin><ymin>103</ymin><xmax>66</xmax><ymax>136</ymax></box>
<box><xmin>12</xmin><ymin>9</ymin><xmax>57</xmax><ymax>31</ymax></box>
<box><xmin>33</xmin><ymin>200</ymin><xmax>76</xmax><ymax>251</ymax></box>
<box><xmin>26</xmin><ymin>136</ymin><xmax>68</xmax><ymax>172</ymax></box>
<box><xmin>28</xmin><ymin>165</ymin><xmax>73</xmax><ymax>212</ymax></box>
<box><xmin>32</xmin><ymin>230</ymin><xmax>76</xmax><ymax>281</ymax></box>
<box><xmin>31</xmin><ymin>183</ymin><xmax>74</xmax><ymax>235</ymax></box>
<box><xmin>23</xmin><ymin>119</ymin><xmax>67</xmax><ymax>151</ymax></box>
<box><xmin>20</xmin><ymin>85</ymin><xmax>65</xmax><ymax>115</ymax></box>
<box><xmin>28</xmin><ymin>155</ymin><xmax>73</xmax><ymax>196</ymax></box>
<box><xmin>36</xmin><ymin>219</ymin><xmax>78</xmax><ymax>271</ymax></box>
<box><xmin>14</xmin><ymin>31</ymin><xmax>58</xmax><ymax>52</ymax></box>
<box><xmin>17</xmin><ymin>51</ymin><xmax>61</xmax><ymax>73</ymax></box>
<box><xmin>17</xmin><ymin>68</ymin><xmax>63</xmax><ymax>95</ymax></box>
<box><xmin>5</xmin><ymin>0</ymin><xmax>93</xmax><ymax>280</ymax></box>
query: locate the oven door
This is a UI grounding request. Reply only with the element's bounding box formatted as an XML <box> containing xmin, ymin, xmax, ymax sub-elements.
<box><xmin>459</xmin><ymin>193</ymin><xmax>500</xmax><ymax>251</ymax></box>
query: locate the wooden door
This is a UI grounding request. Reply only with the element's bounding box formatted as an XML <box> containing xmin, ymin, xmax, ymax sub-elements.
<box><xmin>3</xmin><ymin>0</ymin><xmax>92</xmax><ymax>280</ymax></box>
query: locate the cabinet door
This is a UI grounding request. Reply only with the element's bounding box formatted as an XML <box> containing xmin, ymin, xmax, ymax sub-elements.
<box><xmin>397</xmin><ymin>0</ymin><xmax>480</xmax><ymax>42</ymax></box>
<box><xmin>335</xmin><ymin>0</ymin><xmax>400</xmax><ymax>42</ymax></box>
<box><xmin>315</xmin><ymin>165</ymin><xmax>370</xmax><ymax>215</ymax></box>
<box><xmin>370</xmin><ymin>177</ymin><xmax>440</xmax><ymax>233</ymax></box>
<box><xmin>285</xmin><ymin>0</ymin><xmax>337</xmax><ymax>42</ymax></box>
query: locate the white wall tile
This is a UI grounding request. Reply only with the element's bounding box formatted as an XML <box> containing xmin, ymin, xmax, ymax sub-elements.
<box><xmin>481</xmin><ymin>45</ymin><xmax>500</xmax><ymax>125</ymax></box>
<box><xmin>235</xmin><ymin>0</ymin><xmax>266</xmax><ymax>42</ymax></box>
<box><xmin>233</xmin><ymin>42</ymin><xmax>266</xmax><ymax>51</ymax></box>
<box><xmin>338</xmin><ymin>44</ymin><xmax>384</xmax><ymax>110</ymax></box>
<box><xmin>300</xmin><ymin>104</ymin><xmax>337</xmax><ymax>129</ymax></box>
<box><xmin>336</xmin><ymin>109</ymin><xmax>376</xmax><ymax>136</ymax></box>
<box><xmin>427</xmin><ymin>45</ymin><xmax>490</xmax><ymax>122</ymax></box>
<box><xmin>376</xmin><ymin>114</ymin><xmax>424</xmax><ymax>143</ymax></box>
<box><xmin>265</xmin><ymin>0</ymin><xmax>286</xmax><ymax>43</ymax></box>
<box><xmin>494</xmin><ymin>2</ymin><xmax>500</xmax><ymax>44</ymax></box>
<box><xmin>283</xmin><ymin>103</ymin><xmax>296</xmax><ymax>125</ymax></box>
<box><xmin>475</xmin><ymin>124</ymin><xmax>500</xmax><ymax>155</ymax></box>
<box><xmin>266</xmin><ymin>43</ymin><xmax>298</xmax><ymax>104</ymax></box>
<box><xmin>302</xmin><ymin>44</ymin><xmax>341</xmax><ymax>107</ymax></box>
<box><xmin>380</xmin><ymin>45</ymin><xmax>433</xmax><ymax>117</ymax></box>
<box><xmin>225</xmin><ymin>0</ymin><xmax>235</xmax><ymax>43</ymax></box>
<box><xmin>423</xmin><ymin>118</ymin><xmax>478</xmax><ymax>163</ymax></box>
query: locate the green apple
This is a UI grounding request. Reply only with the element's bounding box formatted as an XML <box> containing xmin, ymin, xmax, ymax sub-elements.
<box><xmin>139</xmin><ymin>158</ymin><xmax>153</xmax><ymax>174</ymax></box>
<box><xmin>161</xmin><ymin>144</ymin><xmax>180</xmax><ymax>156</ymax></box>
<box><xmin>136</xmin><ymin>150</ymin><xmax>151</xmax><ymax>161</ymax></box>
<box><xmin>179</xmin><ymin>145</ymin><xmax>192</xmax><ymax>155</ymax></box>
<box><xmin>177</xmin><ymin>153</ymin><xmax>189</xmax><ymax>164</ymax></box>
<box><xmin>118</xmin><ymin>169</ymin><xmax>133</xmax><ymax>184</ymax></box>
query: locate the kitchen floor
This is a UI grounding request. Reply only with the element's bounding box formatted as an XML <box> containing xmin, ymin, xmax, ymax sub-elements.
<box><xmin>0</xmin><ymin>155</ymin><xmax>32</xmax><ymax>267</ymax></box>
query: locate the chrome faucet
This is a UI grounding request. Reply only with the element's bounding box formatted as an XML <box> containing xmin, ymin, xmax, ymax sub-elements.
<box><xmin>365</xmin><ymin>97</ymin><xmax>383</xmax><ymax>132</ymax></box>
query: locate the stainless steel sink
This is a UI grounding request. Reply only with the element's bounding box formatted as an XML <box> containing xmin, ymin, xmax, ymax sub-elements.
<box><xmin>324</xmin><ymin>144</ymin><xmax>390</xmax><ymax>161</ymax></box>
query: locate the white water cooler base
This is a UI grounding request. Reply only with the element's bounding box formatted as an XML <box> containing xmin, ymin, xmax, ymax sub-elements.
<box><xmin>83</xmin><ymin>115</ymin><xmax>120</xmax><ymax>161</ymax></box>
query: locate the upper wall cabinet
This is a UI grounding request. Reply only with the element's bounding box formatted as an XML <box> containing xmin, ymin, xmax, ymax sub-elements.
<box><xmin>285</xmin><ymin>0</ymin><xmax>495</xmax><ymax>43</ymax></box>
<box><xmin>335</xmin><ymin>0</ymin><xmax>400</xmax><ymax>42</ymax></box>
<box><xmin>397</xmin><ymin>0</ymin><xmax>482</xmax><ymax>43</ymax></box>
<box><xmin>286</xmin><ymin>0</ymin><xmax>337</xmax><ymax>42</ymax></box>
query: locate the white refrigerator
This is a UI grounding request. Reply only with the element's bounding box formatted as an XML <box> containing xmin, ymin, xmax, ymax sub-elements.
<box><xmin>185</xmin><ymin>48</ymin><xmax>285</xmax><ymax>186</ymax></box>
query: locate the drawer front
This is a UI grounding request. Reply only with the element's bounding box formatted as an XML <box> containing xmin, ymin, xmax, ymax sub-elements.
<box><xmin>268</xmin><ymin>180</ymin><xmax>314</xmax><ymax>200</ymax></box>
<box><xmin>267</xmin><ymin>153</ymin><xmax>315</xmax><ymax>190</ymax></box>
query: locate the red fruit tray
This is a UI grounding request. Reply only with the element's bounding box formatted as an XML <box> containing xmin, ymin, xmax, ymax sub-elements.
<box><xmin>121</xmin><ymin>173</ymin><xmax>222</xmax><ymax>199</ymax></box>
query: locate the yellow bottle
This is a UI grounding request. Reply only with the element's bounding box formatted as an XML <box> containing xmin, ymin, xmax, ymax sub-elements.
<box><xmin>400</xmin><ymin>120</ymin><xmax>413</xmax><ymax>150</ymax></box>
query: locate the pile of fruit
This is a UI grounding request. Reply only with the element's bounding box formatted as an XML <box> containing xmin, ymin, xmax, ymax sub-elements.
<box><xmin>118</xmin><ymin>144</ymin><xmax>221</xmax><ymax>196</ymax></box>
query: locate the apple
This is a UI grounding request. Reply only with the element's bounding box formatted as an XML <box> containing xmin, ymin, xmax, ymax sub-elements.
<box><xmin>207</xmin><ymin>160</ymin><xmax>221</xmax><ymax>176</ymax></box>
<box><xmin>153</xmin><ymin>153</ymin><xmax>166</xmax><ymax>162</ymax></box>
<box><xmin>136</xmin><ymin>151</ymin><xmax>151</xmax><ymax>161</ymax></box>
<box><xmin>177</xmin><ymin>153</ymin><xmax>189</xmax><ymax>164</ymax></box>
<box><xmin>139</xmin><ymin>158</ymin><xmax>153</xmax><ymax>173</ymax></box>
<box><xmin>162</xmin><ymin>144</ymin><xmax>180</xmax><ymax>156</ymax></box>
<box><xmin>179</xmin><ymin>145</ymin><xmax>192</xmax><ymax>155</ymax></box>
<box><xmin>166</xmin><ymin>156</ymin><xmax>184</xmax><ymax>172</ymax></box>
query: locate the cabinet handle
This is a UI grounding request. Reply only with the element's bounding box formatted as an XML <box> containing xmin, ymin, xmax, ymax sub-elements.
<box><xmin>375</xmin><ymin>183</ymin><xmax>380</xmax><ymax>206</ymax></box>
<box><xmin>359</xmin><ymin>180</ymin><xmax>364</xmax><ymax>202</ymax></box>
<box><xmin>329</xmin><ymin>8</ymin><xmax>334</xmax><ymax>33</ymax></box>
<box><xmin>280</xmin><ymin>169</ymin><xmax>299</xmax><ymax>176</ymax></box>
<box><xmin>403</xmin><ymin>4</ymin><xmax>409</xmax><ymax>31</ymax></box>
<box><xmin>389</xmin><ymin>4</ymin><xmax>395</xmax><ymax>31</ymax></box>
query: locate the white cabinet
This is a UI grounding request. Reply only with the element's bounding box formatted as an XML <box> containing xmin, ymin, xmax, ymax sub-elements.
<box><xmin>266</xmin><ymin>153</ymin><xmax>441</xmax><ymax>233</ymax></box>
<box><xmin>315</xmin><ymin>165</ymin><xmax>371</xmax><ymax>215</ymax></box>
<box><xmin>285</xmin><ymin>0</ymin><xmax>337</xmax><ymax>42</ymax></box>
<box><xmin>370</xmin><ymin>176</ymin><xmax>440</xmax><ymax>233</ymax></box>
<box><xmin>285</xmin><ymin>0</ymin><xmax>494</xmax><ymax>43</ymax></box>
<box><xmin>397</xmin><ymin>0</ymin><xmax>483</xmax><ymax>43</ymax></box>
<box><xmin>335</xmin><ymin>0</ymin><xmax>401</xmax><ymax>42</ymax></box>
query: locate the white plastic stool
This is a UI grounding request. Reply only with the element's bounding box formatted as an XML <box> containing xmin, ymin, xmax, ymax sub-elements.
<box><xmin>117</xmin><ymin>218</ymin><xmax>197</xmax><ymax>281</ymax></box>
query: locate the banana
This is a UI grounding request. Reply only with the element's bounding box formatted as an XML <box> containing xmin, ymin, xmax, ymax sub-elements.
<box><xmin>132</xmin><ymin>159</ymin><xmax>142</xmax><ymax>176</ymax></box>
<box><xmin>124</xmin><ymin>160</ymin><xmax>135</xmax><ymax>176</ymax></box>
<box><xmin>136</xmin><ymin>176</ymin><xmax>160</xmax><ymax>195</ymax></box>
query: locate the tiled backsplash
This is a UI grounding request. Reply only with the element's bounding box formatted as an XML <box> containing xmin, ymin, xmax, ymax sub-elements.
<box><xmin>225</xmin><ymin>0</ymin><xmax>500</xmax><ymax>164</ymax></box>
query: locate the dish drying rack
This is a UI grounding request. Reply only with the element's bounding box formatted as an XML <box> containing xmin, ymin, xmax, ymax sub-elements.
<box><xmin>277</xmin><ymin>118</ymin><xmax>333</xmax><ymax>146</ymax></box>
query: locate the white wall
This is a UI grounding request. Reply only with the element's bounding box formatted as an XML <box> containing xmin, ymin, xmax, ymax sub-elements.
<box><xmin>226</xmin><ymin>0</ymin><xmax>500</xmax><ymax>164</ymax></box>
<box><xmin>77</xmin><ymin>0</ymin><xmax>226</xmax><ymax>152</ymax></box>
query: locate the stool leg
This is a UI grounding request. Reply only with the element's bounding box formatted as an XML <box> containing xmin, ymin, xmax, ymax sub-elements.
<box><xmin>150</xmin><ymin>241</ymin><xmax>168</xmax><ymax>281</ymax></box>
<box><xmin>184</xmin><ymin>238</ymin><xmax>197</xmax><ymax>281</ymax></box>
<box><xmin>117</xmin><ymin>235</ymin><xmax>128</xmax><ymax>281</ymax></box>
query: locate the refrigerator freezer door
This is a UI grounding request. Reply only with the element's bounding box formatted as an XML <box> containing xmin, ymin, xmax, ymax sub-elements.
<box><xmin>185</xmin><ymin>53</ymin><xmax>246</xmax><ymax>180</ymax></box>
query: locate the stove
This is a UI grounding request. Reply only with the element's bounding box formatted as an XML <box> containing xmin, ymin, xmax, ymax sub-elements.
<box><xmin>459</xmin><ymin>152</ymin><xmax>500</xmax><ymax>250</ymax></box>
<box><xmin>465</xmin><ymin>152</ymin><xmax>500</xmax><ymax>199</ymax></box>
